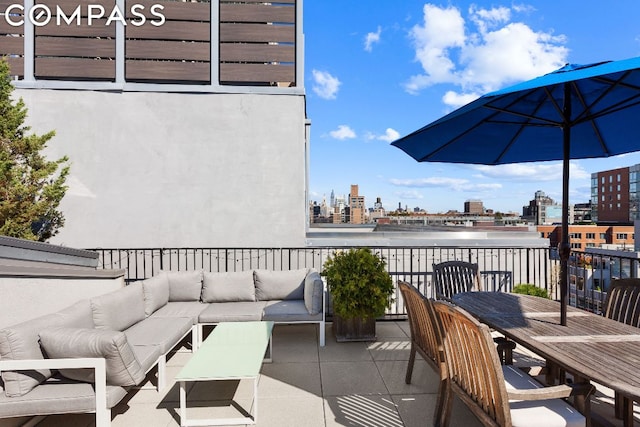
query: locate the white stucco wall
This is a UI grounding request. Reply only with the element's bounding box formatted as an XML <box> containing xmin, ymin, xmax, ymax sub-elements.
<box><xmin>0</xmin><ymin>276</ymin><xmax>124</xmax><ymax>329</ymax></box>
<box><xmin>16</xmin><ymin>89</ymin><xmax>308</xmax><ymax>248</ymax></box>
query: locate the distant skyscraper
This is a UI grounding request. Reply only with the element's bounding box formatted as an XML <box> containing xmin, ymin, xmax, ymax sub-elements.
<box><xmin>464</xmin><ymin>199</ymin><xmax>483</xmax><ymax>215</ymax></box>
<box><xmin>330</xmin><ymin>190</ymin><xmax>335</xmax><ymax>208</ymax></box>
<box><xmin>349</xmin><ymin>184</ymin><xmax>366</xmax><ymax>224</ymax></box>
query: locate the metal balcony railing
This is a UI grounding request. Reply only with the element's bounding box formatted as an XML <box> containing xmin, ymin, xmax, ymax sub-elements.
<box><xmin>87</xmin><ymin>246</ymin><xmax>640</xmax><ymax>318</ymax></box>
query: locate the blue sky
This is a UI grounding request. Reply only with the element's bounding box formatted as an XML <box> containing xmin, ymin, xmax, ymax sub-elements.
<box><xmin>304</xmin><ymin>1</ymin><xmax>640</xmax><ymax>214</ymax></box>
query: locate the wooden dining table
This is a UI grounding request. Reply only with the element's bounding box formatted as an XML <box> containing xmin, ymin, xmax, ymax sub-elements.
<box><xmin>452</xmin><ymin>291</ymin><xmax>640</xmax><ymax>427</ymax></box>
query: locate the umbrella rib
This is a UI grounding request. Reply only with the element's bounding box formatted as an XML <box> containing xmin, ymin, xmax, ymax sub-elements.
<box><xmin>483</xmin><ymin>86</ymin><xmax>563</xmax><ymax>126</ymax></box>
<box><xmin>491</xmin><ymin>89</ymin><xmax>552</xmax><ymax>164</ymax></box>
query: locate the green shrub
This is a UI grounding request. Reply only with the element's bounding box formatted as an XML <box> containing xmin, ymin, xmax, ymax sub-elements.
<box><xmin>512</xmin><ymin>283</ymin><xmax>549</xmax><ymax>298</ymax></box>
<box><xmin>321</xmin><ymin>248</ymin><xmax>394</xmax><ymax>319</ymax></box>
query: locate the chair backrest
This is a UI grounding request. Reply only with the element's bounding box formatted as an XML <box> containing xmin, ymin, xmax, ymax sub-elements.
<box><xmin>433</xmin><ymin>300</ymin><xmax>511</xmax><ymax>427</ymax></box>
<box><xmin>604</xmin><ymin>278</ymin><xmax>640</xmax><ymax>327</ymax></box>
<box><xmin>398</xmin><ymin>281</ymin><xmax>444</xmax><ymax>372</ymax></box>
<box><xmin>432</xmin><ymin>261</ymin><xmax>480</xmax><ymax>301</ymax></box>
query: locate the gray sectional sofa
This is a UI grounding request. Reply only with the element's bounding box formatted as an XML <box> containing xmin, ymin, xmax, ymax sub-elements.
<box><xmin>0</xmin><ymin>268</ymin><xmax>325</xmax><ymax>427</ymax></box>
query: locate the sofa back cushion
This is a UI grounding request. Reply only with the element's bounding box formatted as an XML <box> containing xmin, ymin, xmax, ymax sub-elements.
<box><xmin>0</xmin><ymin>313</ymin><xmax>59</xmax><ymax>397</ymax></box>
<box><xmin>39</xmin><ymin>327</ymin><xmax>145</xmax><ymax>386</ymax></box>
<box><xmin>166</xmin><ymin>270</ymin><xmax>203</xmax><ymax>302</ymax></box>
<box><xmin>55</xmin><ymin>300</ymin><xmax>95</xmax><ymax>329</ymax></box>
<box><xmin>91</xmin><ymin>282</ymin><xmax>146</xmax><ymax>331</ymax></box>
<box><xmin>304</xmin><ymin>269</ymin><xmax>324</xmax><ymax>315</ymax></box>
<box><xmin>142</xmin><ymin>273</ymin><xmax>170</xmax><ymax>316</ymax></box>
<box><xmin>254</xmin><ymin>269</ymin><xmax>308</xmax><ymax>301</ymax></box>
<box><xmin>201</xmin><ymin>271</ymin><xmax>256</xmax><ymax>303</ymax></box>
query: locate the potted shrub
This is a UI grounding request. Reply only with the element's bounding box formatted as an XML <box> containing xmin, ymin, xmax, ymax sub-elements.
<box><xmin>322</xmin><ymin>248</ymin><xmax>394</xmax><ymax>342</ymax></box>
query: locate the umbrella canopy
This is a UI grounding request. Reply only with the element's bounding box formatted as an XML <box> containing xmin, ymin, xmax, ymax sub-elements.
<box><xmin>392</xmin><ymin>56</ymin><xmax>640</xmax><ymax>325</ymax></box>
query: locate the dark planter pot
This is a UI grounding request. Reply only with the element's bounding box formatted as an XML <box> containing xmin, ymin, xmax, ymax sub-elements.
<box><xmin>332</xmin><ymin>315</ymin><xmax>376</xmax><ymax>342</ymax></box>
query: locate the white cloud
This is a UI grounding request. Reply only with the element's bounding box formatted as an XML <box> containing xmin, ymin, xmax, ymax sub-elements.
<box><xmin>442</xmin><ymin>91</ymin><xmax>480</xmax><ymax>108</ymax></box>
<box><xmin>395</xmin><ymin>190</ymin><xmax>424</xmax><ymax>200</ymax></box>
<box><xmin>312</xmin><ymin>70</ymin><xmax>341</xmax><ymax>100</ymax></box>
<box><xmin>329</xmin><ymin>125</ymin><xmax>356</xmax><ymax>140</ymax></box>
<box><xmin>367</xmin><ymin>128</ymin><xmax>400</xmax><ymax>142</ymax></box>
<box><xmin>405</xmin><ymin>4</ymin><xmax>568</xmax><ymax>106</ymax></box>
<box><xmin>365</xmin><ymin>26</ymin><xmax>382</xmax><ymax>52</ymax></box>
<box><xmin>390</xmin><ymin>176</ymin><xmax>502</xmax><ymax>192</ymax></box>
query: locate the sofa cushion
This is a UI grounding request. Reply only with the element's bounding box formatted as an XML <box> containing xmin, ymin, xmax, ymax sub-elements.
<box><xmin>90</xmin><ymin>283</ymin><xmax>146</xmax><ymax>331</ymax></box>
<box><xmin>0</xmin><ymin>313</ymin><xmax>59</xmax><ymax>397</ymax></box>
<box><xmin>0</xmin><ymin>379</ymin><xmax>127</xmax><ymax>418</ymax></box>
<box><xmin>201</xmin><ymin>271</ymin><xmax>255</xmax><ymax>303</ymax></box>
<box><xmin>55</xmin><ymin>300</ymin><xmax>95</xmax><ymax>329</ymax></box>
<box><xmin>254</xmin><ymin>269</ymin><xmax>308</xmax><ymax>301</ymax></box>
<box><xmin>263</xmin><ymin>300</ymin><xmax>323</xmax><ymax>322</ymax></box>
<box><xmin>198</xmin><ymin>302</ymin><xmax>266</xmax><ymax>323</ymax></box>
<box><xmin>166</xmin><ymin>270</ymin><xmax>203</xmax><ymax>302</ymax></box>
<box><xmin>130</xmin><ymin>345</ymin><xmax>163</xmax><ymax>374</ymax></box>
<box><xmin>142</xmin><ymin>273</ymin><xmax>170</xmax><ymax>316</ymax></box>
<box><xmin>150</xmin><ymin>301</ymin><xmax>206</xmax><ymax>325</ymax></box>
<box><xmin>125</xmin><ymin>317</ymin><xmax>193</xmax><ymax>354</ymax></box>
<box><xmin>39</xmin><ymin>327</ymin><xmax>145</xmax><ymax>387</ymax></box>
<box><xmin>304</xmin><ymin>269</ymin><xmax>324</xmax><ymax>315</ymax></box>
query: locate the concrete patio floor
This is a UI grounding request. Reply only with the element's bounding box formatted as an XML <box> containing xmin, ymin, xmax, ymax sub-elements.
<box><xmin>32</xmin><ymin>321</ymin><xmax>638</xmax><ymax>427</ymax></box>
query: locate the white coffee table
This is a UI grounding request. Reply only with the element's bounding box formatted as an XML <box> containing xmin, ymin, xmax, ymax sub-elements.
<box><xmin>175</xmin><ymin>321</ymin><xmax>274</xmax><ymax>426</ymax></box>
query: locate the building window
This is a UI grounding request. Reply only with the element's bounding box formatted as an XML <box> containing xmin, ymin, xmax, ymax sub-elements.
<box><xmin>602</xmin><ymin>186</ymin><xmax>605</xmax><ymax>193</ymax></box>
<box><xmin>618</xmin><ymin>173</ymin><xmax>621</xmax><ymax>182</ymax></box>
<box><xmin>602</xmin><ymin>195</ymin><xmax>605</xmax><ymax>202</ymax></box>
<box><xmin>602</xmin><ymin>177</ymin><xmax>605</xmax><ymax>184</ymax></box>
<box><xmin>570</xmin><ymin>243</ymin><xmax>582</xmax><ymax>249</ymax></box>
<box><xmin>617</xmin><ymin>233</ymin><xmax>628</xmax><ymax>239</ymax></box>
<box><xmin>569</xmin><ymin>232</ymin><xmax>582</xmax><ymax>239</ymax></box>
<box><xmin>586</xmin><ymin>243</ymin><xmax>595</xmax><ymax>247</ymax></box>
<box><xmin>586</xmin><ymin>233</ymin><xmax>595</xmax><ymax>239</ymax></box>
<box><xmin>610</xmin><ymin>175</ymin><xmax>613</xmax><ymax>183</ymax></box>
<box><xmin>600</xmin><ymin>233</ymin><xmax>607</xmax><ymax>239</ymax></box>
<box><xmin>618</xmin><ymin>184</ymin><xmax>621</xmax><ymax>191</ymax></box>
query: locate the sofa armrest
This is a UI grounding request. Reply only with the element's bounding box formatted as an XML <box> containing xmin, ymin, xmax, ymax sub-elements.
<box><xmin>0</xmin><ymin>357</ymin><xmax>108</xmax><ymax>424</ymax></box>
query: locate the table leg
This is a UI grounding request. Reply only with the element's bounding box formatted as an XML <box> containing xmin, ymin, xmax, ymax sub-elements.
<box><xmin>571</xmin><ymin>374</ymin><xmax>592</xmax><ymax>427</ymax></box>
<box><xmin>623</xmin><ymin>396</ymin><xmax>634</xmax><ymax>427</ymax></box>
<box><xmin>179</xmin><ymin>381</ymin><xmax>187</xmax><ymax>427</ymax></box>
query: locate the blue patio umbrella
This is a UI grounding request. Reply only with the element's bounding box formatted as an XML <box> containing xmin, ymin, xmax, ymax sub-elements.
<box><xmin>392</xmin><ymin>56</ymin><xmax>640</xmax><ymax>325</ymax></box>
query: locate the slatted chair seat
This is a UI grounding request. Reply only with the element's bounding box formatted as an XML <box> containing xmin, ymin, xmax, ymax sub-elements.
<box><xmin>432</xmin><ymin>301</ymin><xmax>593</xmax><ymax>427</ymax></box>
<box><xmin>603</xmin><ymin>278</ymin><xmax>640</xmax><ymax>421</ymax></box>
<box><xmin>398</xmin><ymin>281</ymin><xmax>447</xmax><ymax>426</ymax></box>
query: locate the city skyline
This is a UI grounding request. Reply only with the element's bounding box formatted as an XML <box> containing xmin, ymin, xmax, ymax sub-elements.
<box><xmin>304</xmin><ymin>1</ymin><xmax>640</xmax><ymax>214</ymax></box>
<box><xmin>311</xmin><ymin>185</ymin><xmax>575</xmax><ymax>214</ymax></box>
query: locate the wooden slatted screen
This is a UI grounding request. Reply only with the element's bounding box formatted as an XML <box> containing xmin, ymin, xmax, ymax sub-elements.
<box><xmin>0</xmin><ymin>0</ymin><xmax>25</xmax><ymax>78</ymax></box>
<box><xmin>1</xmin><ymin>0</ymin><xmax>297</xmax><ymax>86</ymax></box>
<box><xmin>219</xmin><ymin>0</ymin><xmax>295</xmax><ymax>86</ymax></box>
<box><xmin>33</xmin><ymin>0</ymin><xmax>116</xmax><ymax>80</ymax></box>
<box><xmin>125</xmin><ymin>0</ymin><xmax>211</xmax><ymax>83</ymax></box>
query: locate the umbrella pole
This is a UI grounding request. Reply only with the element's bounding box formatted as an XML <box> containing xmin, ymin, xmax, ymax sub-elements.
<box><xmin>559</xmin><ymin>83</ymin><xmax>571</xmax><ymax>326</ymax></box>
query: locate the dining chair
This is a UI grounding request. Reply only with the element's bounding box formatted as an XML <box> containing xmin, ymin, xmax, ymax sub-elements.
<box><xmin>603</xmin><ymin>278</ymin><xmax>640</xmax><ymax>420</ymax></box>
<box><xmin>398</xmin><ymin>281</ymin><xmax>447</xmax><ymax>426</ymax></box>
<box><xmin>432</xmin><ymin>300</ymin><xmax>593</xmax><ymax>427</ymax></box>
<box><xmin>433</xmin><ymin>260</ymin><xmax>516</xmax><ymax>364</ymax></box>
<box><xmin>432</xmin><ymin>260</ymin><xmax>481</xmax><ymax>301</ymax></box>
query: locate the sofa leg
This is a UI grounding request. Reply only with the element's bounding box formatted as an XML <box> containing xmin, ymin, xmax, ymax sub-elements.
<box><xmin>191</xmin><ymin>324</ymin><xmax>198</xmax><ymax>352</ymax></box>
<box><xmin>157</xmin><ymin>355</ymin><xmax>166</xmax><ymax>391</ymax></box>
<box><xmin>96</xmin><ymin>408</ymin><xmax>111</xmax><ymax>427</ymax></box>
<box><xmin>319</xmin><ymin>322</ymin><xmax>325</xmax><ymax>347</ymax></box>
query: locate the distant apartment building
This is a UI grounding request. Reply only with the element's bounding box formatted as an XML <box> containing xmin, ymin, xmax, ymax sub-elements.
<box><xmin>591</xmin><ymin>164</ymin><xmax>640</xmax><ymax>223</ymax></box>
<box><xmin>522</xmin><ymin>190</ymin><xmax>572</xmax><ymax>225</ymax></box>
<box><xmin>2</xmin><ymin>1</ymin><xmax>308</xmax><ymax>248</ymax></box>
<box><xmin>464</xmin><ymin>200</ymin><xmax>484</xmax><ymax>215</ymax></box>
<box><xmin>538</xmin><ymin>224</ymin><xmax>634</xmax><ymax>251</ymax></box>
<box><xmin>349</xmin><ymin>185</ymin><xmax>366</xmax><ymax>224</ymax></box>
